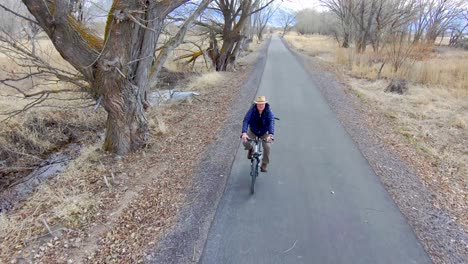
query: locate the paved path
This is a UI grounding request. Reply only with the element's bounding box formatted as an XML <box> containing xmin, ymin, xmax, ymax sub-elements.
<box><xmin>200</xmin><ymin>36</ymin><xmax>431</xmax><ymax>264</ymax></box>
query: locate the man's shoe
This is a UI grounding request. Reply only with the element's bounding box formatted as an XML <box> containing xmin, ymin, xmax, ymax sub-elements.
<box><xmin>247</xmin><ymin>149</ymin><xmax>253</xmax><ymax>159</ymax></box>
<box><xmin>260</xmin><ymin>163</ymin><xmax>268</xmax><ymax>172</ymax></box>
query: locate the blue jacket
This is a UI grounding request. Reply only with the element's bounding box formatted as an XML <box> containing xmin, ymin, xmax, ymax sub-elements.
<box><xmin>242</xmin><ymin>103</ymin><xmax>275</xmax><ymax>137</ymax></box>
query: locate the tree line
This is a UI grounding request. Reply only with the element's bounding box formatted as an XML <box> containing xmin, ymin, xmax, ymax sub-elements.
<box><xmin>294</xmin><ymin>0</ymin><xmax>467</xmax><ymax>53</ymax></box>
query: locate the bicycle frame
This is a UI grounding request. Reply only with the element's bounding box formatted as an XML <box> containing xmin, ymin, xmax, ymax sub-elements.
<box><xmin>251</xmin><ymin>138</ymin><xmax>263</xmax><ymax>164</ymax></box>
<box><xmin>247</xmin><ymin>137</ymin><xmax>264</xmax><ymax>194</ymax></box>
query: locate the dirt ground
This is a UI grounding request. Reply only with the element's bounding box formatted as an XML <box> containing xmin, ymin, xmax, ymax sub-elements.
<box><xmin>0</xmin><ymin>38</ymin><xmax>267</xmax><ymax>263</ymax></box>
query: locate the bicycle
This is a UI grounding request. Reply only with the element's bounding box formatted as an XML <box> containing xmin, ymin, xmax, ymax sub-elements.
<box><xmin>246</xmin><ymin>137</ymin><xmax>273</xmax><ymax>194</ymax></box>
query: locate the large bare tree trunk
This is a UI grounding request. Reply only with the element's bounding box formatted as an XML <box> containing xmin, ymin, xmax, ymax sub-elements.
<box><xmin>216</xmin><ymin>29</ymin><xmax>240</xmax><ymax>71</ymax></box>
<box><xmin>214</xmin><ymin>10</ymin><xmax>245</xmax><ymax>71</ymax></box>
<box><xmin>96</xmin><ymin>1</ymin><xmax>158</xmax><ymax>154</ymax></box>
<box><xmin>208</xmin><ymin>0</ymin><xmax>275</xmax><ymax>71</ymax></box>
<box><xmin>101</xmin><ymin>81</ymin><xmax>148</xmax><ymax>154</ymax></box>
<box><xmin>216</xmin><ymin>35</ymin><xmax>238</xmax><ymax>71</ymax></box>
<box><xmin>342</xmin><ymin>32</ymin><xmax>350</xmax><ymax>48</ymax></box>
<box><xmin>22</xmin><ymin>0</ymin><xmax>191</xmax><ymax>155</ymax></box>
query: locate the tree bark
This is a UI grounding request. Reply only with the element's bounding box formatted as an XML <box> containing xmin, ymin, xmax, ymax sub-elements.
<box><xmin>342</xmin><ymin>32</ymin><xmax>350</xmax><ymax>48</ymax></box>
<box><xmin>209</xmin><ymin>0</ymin><xmax>265</xmax><ymax>71</ymax></box>
<box><xmin>96</xmin><ymin>0</ymin><xmax>153</xmax><ymax>154</ymax></box>
<box><xmin>101</xmin><ymin>82</ymin><xmax>148</xmax><ymax>155</ymax></box>
<box><xmin>22</xmin><ymin>0</ymin><xmax>191</xmax><ymax>155</ymax></box>
<box><xmin>216</xmin><ymin>35</ymin><xmax>238</xmax><ymax>71</ymax></box>
<box><xmin>22</xmin><ymin>0</ymin><xmax>102</xmax><ymax>82</ymax></box>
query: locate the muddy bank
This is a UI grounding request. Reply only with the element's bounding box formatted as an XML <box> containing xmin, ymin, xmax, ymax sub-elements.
<box><xmin>0</xmin><ymin>144</ymin><xmax>81</xmax><ymax>212</ymax></box>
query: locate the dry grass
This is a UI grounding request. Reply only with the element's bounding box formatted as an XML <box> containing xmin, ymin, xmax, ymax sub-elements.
<box><xmin>185</xmin><ymin>72</ymin><xmax>224</xmax><ymax>93</ymax></box>
<box><xmin>335</xmin><ymin>48</ymin><xmax>468</xmax><ymax>91</ymax></box>
<box><xmin>411</xmin><ymin>56</ymin><xmax>468</xmax><ymax>90</ymax></box>
<box><xmin>0</xmin><ymin>141</ymin><xmax>104</xmax><ymax>260</ymax></box>
<box><xmin>285</xmin><ymin>34</ymin><xmax>468</xmax><ymax>91</ymax></box>
<box><xmin>285</xmin><ymin>33</ymin><xmax>468</xmax><ymax>227</ymax></box>
<box><xmin>285</xmin><ymin>32</ymin><xmax>337</xmax><ymax>62</ymax></box>
<box><xmin>434</xmin><ymin>36</ymin><xmax>451</xmax><ymax>46</ymax></box>
<box><xmin>348</xmin><ymin>79</ymin><xmax>468</xmax><ymax>225</ymax></box>
<box><xmin>146</xmin><ymin>71</ymin><xmax>226</xmax><ymax>137</ymax></box>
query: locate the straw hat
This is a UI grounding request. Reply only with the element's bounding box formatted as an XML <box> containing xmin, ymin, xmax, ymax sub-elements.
<box><xmin>254</xmin><ymin>95</ymin><xmax>268</xmax><ymax>104</ymax></box>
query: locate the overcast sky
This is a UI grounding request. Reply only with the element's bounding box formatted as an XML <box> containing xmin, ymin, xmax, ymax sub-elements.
<box><xmin>281</xmin><ymin>0</ymin><xmax>323</xmax><ymax>11</ymax></box>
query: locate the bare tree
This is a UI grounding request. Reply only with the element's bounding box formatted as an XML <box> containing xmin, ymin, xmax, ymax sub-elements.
<box><xmin>10</xmin><ymin>0</ymin><xmax>211</xmax><ymax>155</ymax></box>
<box><xmin>371</xmin><ymin>0</ymin><xmax>416</xmax><ymax>52</ymax></box>
<box><xmin>412</xmin><ymin>0</ymin><xmax>430</xmax><ymax>43</ymax></box>
<box><xmin>352</xmin><ymin>0</ymin><xmax>379</xmax><ymax>52</ymax></box>
<box><xmin>319</xmin><ymin>0</ymin><xmax>356</xmax><ymax>48</ymax></box>
<box><xmin>69</xmin><ymin>0</ymin><xmax>85</xmax><ymax>22</ymax></box>
<box><xmin>448</xmin><ymin>9</ymin><xmax>468</xmax><ymax>47</ymax></box>
<box><xmin>321</xmin><ymin>0</ymin><xmax>418</xmax><ymax>52</ymax></box>
<box><xmin>279</xmin><ymin>8</ymin><xmax>296</xmax><ymax>37</ymax></box>
<box><xmin>411</xmin><ymin>0</ymin><xmax>464</xmax><ymax>44</ymax></box>
<box><xmin>0</xmin><ymin>30</ymin><xmax>90</xmax><ymax>114</ymax></box>
<box><xmin>295</xmin><ymin>9</ymin><xmax>316</xmax><ymax>35</ymax></box>
<box><xmin>198</xmin><ymin>0</ymin><xmax>276</xmax><ymax>71</ymax></box>
<box><xmin>242</xmin><ymin>0</ymin><xmax>259</xmax><ymax>46</ymax></box>
<box><xmin>253</xmin><ymin>1</ymin><xmax>278</xmax><ymax>41</ymax></box>
<box><xmin>424</xmin><ymin>0</ymin><xmax>465</xmax><ymax>44</ymax></box>
<box><xmin>149</xmin><ymin>0</ymin><xmax>212</xmax><ymax>85</ymax></box>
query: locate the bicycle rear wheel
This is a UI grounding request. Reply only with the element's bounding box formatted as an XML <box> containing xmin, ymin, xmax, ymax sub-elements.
<box><xmin>250</xmin><ymin>159</ymin><xmax>259</xmax><ymax>194</ymax></box>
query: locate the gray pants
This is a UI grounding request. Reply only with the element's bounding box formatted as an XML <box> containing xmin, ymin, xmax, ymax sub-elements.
<box><xmin>243</xmin><ymin>129</ymin><xmax>271</xmax><ymax>165</ymax></box>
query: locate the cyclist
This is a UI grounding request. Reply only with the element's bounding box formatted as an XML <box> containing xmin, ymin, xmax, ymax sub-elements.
<box><xmin>241</xmin><ymin>95</ymin><xmax>275</xmax><ymax>172</ymax></box>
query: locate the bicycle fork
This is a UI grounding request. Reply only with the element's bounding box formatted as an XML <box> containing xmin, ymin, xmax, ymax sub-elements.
<box><xmin>250</xmin><ymin>141</ymin><xmax>263</xmax><ymax>176</ymax></box>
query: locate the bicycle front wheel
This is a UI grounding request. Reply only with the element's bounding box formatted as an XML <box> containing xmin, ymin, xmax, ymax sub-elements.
<box><xmin>250</xmin><ymin>159</ymin><xmax>259</xmax><ymax>194</ymax></box>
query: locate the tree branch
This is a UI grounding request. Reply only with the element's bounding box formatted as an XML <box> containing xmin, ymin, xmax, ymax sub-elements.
<box><xmin>250</xmin><ymin>0</ymin><xmax>276</xmax><ymax>15</ymax></box>
<box><xmin>24</xmin><ymin>89</ymin><xmax>77</xmax><ymax>98</ymax></box>
<box><xmin>149</xmin><ymin>0</ymin><xmax>212</xmax><ymax>86</ymax></box>
<box><xmin>0</xmin><ymin>3</ymin><xmax>38</xmax><ymax>25</ymax></box>
<box><xmin>21</xmin><ymin>0</ymin><xmax>103</xmax><ymax>81</ymax></box>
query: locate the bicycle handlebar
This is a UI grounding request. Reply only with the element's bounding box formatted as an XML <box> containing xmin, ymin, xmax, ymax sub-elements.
<box><xmin>246</xmin><ymin>137</ymin><xmax>274</xmax><ymax>142</ymax></box>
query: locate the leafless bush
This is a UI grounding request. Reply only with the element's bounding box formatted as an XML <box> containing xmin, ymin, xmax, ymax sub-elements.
<box><xmin>381</xmin><ymin>32</ymin><xmax>416</xmax><ymax>78</ymax></box>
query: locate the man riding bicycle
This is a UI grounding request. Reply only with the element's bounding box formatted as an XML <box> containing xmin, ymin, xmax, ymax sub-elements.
<box><xmin>241</xmin><ymin>96</ymin><xmax>275</xmax><ymax>172</ymax></box>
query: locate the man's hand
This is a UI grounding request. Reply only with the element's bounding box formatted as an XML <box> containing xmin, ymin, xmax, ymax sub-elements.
<box><xmin>266</xmin><ymin>135</ymin><xmax>273</xmax><ymax>143</ymax></box>
<box><xmin>241</xmin><ymin>133</ymin><xmax>248</xmax><ymax>142</ymax></box>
